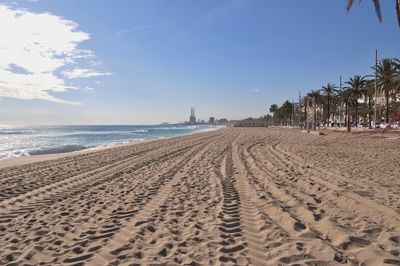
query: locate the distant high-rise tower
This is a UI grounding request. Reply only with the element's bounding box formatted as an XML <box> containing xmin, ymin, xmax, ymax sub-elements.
<box><xmin>189</xmin><ymin>107</ymin><xmax>196</xmax><ymax>124</ymax></box>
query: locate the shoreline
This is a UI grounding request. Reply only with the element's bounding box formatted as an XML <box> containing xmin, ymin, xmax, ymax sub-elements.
<box><xmin>0</xmin><ymin>127</ymin><xmax>220</xmax><ymax>169</ymax></box>
<box><xmin>0</xmin><ymin>139</ymin><xmax>148</xmax><ymax>169</ymax></box>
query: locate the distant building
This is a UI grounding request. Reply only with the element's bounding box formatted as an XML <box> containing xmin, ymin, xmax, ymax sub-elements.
<box><xmin>189</xmin><ymin>107</ymin><xmax>196</xmax><ymax>124</ymax></box>
<box><xmin>208</xmin><ymin>117</ymin><xmax>215</xmax><ymax>124</ymax></box>
<box><xmin>217</xmin><ymin>118</ymin><xmax>228</xmax><ymax>125</ymax></box>
<box><xmin>234</xmin><ymin>118</ymin><xmax>267</xmax><ymax>127</ymax></box>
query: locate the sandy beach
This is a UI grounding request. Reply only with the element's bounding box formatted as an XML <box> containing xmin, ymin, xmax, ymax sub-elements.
<box><xmin>0</xmin><ymin>128</ymin><xmax>399</xmax><ymax>265</ymax></box>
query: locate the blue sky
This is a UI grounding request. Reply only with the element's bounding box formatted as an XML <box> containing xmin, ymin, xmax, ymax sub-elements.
<box><xmin>0</xmin><ymin>0</ymin><xmax>399</xmax><ymax>125</ymax></box>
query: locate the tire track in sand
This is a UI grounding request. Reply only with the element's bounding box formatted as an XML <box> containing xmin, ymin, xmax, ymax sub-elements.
<box><xmin>0</xmin><ymin>132</ymin><xmax>225</xmax><ymax>265</ymax></box>
<box><xmin>0</xmin><ymin>142</ymin><xmax>196</xmax><ymax>216</ymax></box>
<box><xmin>240</xmin><ymin>129</ymin><xmax>398</xmax><ymax>264</ymax></box>
<box><xmin>215</xmin><ymin>130</ymin><xmax>269</xmax><ymax>265</ymax></box>
<box><xmin>95</xmin><ymin>131</ymin><xmax>239</xmax><ymax>265</ymax></box>
<box><xmin>0</xmin><ymin>131</ymin><xmax>222</xmax><ymax>212</ymax></box>
<box><xmin>86</xmin><ymin>130</ymin><xmax>235</xmax><ymax>265</ymax></box>
<box><xmin>0</xmin><ymin>133</ymin><xmax>220</xmax><ymax>202</ymax></box>
<box><xmin>0</xmin><ymin>141</ymin><xmax>166</xmax><ymax>201</ymax></box>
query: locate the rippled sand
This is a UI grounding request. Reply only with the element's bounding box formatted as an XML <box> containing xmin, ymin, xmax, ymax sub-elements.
<box><xmin>0</xmin><ymin>128</ymin><xmax>399</xmax><ymax>265</ymax></box>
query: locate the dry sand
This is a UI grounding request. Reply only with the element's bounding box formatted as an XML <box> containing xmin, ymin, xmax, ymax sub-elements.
<box><xmin>0</xmin><ymin>128</ymin><xmax>399</xmax><ymax>265</ymax></box>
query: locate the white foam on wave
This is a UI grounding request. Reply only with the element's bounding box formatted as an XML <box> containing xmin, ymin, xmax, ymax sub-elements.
<box><xmin>0</xmin><ymin>150</ymin><xmax>31</xmax><ymax>160</ymax></box>
<box><xmin>131</xmin><ymin>129</ymin><xmax>149</xmax><ymax>134</ymax></box>
<box><xmin>85</xmin><ymin>138</ymin><xmax>146</xmax><ymax>152</ymax></box>
<box><xmin>197</xmin><ymin>126</ymin><xmax>219</xmax><ymax>133</ymax></box>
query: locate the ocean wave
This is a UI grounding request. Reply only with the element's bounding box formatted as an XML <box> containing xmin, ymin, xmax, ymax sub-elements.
<box><xmin>0</xmin><ymin>125</ymin><xmax>21</xmax><ymax>130</ymax></box>
<box><xmin>0</xmin><ymin>130</ymin><xmax>135</xmax><ymax>138</ymax></box>
<box><xmin>0</xmin><ymin>130</ymin><xmax>36</xmax><ymax>135</ymax></box>
<box><xmin>61</xmin><ymin>129</ymin><xmax>152</xmax><ymax>136</ymax></box>
<box><xmin>31</xmin><ymin>131</ymin><xmax>133</xmax><ymax>138</ymax></box>
<box><xmin>85</xmin><ymin>139</ymin><xmax>146</xmax><ymax>151</ymax></box>
<box><xmin>0</xmin><ymin>150</ymin><xmax>31</xmax><ymax>159</ymax></box>
<box><xmin>60</xmin><ymin>131</ymin><xmax>131</xmax><ymax>136</ymax></box>
<box><xmin>197</xmin><ymin>127</ymin><xmax>218</xmax><ymax>133</ymax></box>
<box><xmin>28</xmin><ymin>144</ymin><xmax>92</xmax><ymax>156</ymax></box>
<box><xmin>131</xmin><ymin>129</ymin><xmax>148</xmax><ymax>134</ymax></box>
<box><xmin>153</xmin><ymin>126</ymin><xmax>203</xmax><ymax>131</ymax></box>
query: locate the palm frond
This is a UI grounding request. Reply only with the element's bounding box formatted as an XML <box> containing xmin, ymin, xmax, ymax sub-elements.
<box><xmin>347</xmin><ymin>0</ymin><xmax>382</xmax><ymax>22</ymax></box>
<box><xmin>372</xmin><ymin>0</ymin><xmax>383</xmax><ymax>22</ymax></box>
<box><xmin>346</xmin><ymin>0</ymin><xmax>356</xmax><ymax>11</ymax></box>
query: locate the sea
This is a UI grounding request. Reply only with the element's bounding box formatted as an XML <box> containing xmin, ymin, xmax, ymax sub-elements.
<box><xmin>0</xmin><ymin>124</ymin><xmax>216</xmax><ymax>160</ymax></box>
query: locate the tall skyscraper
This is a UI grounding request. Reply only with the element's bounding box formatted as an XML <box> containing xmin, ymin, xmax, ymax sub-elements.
<box><xmin>189</xmin><ymin>107</ymin><xmax>196</xmax><ymax>124</ymax></box>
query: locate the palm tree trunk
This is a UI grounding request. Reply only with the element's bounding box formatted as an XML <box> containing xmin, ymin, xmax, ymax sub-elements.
<box><xmin>355</xmin><ymin>102</ymin><xmax>359</xmax><ymax>124</ymax></box>
<box><xmin>327</xmin><ymin>100</ymin><xmax>330</xmax><ymax>126</ymax></box>
<box><xmin>368</xmin><ymin>96</ymin><xmax>372</xmax><ymax>129</ymax></box>
<box><xmin>314</xmin><ymin>109</ymin><xmax>317</xmax><ymax>130</ymax></box>
<box><xmin>304</xmin><ymin>107</ymin><xmax>307</xmax><ymax>128</ymax></box>
<box><xmin>386</xmin><ymin>92</ymin><xmax>390</xmax><ymax>123</ymax></box>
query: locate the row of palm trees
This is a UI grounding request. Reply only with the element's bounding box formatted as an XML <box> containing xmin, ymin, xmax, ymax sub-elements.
<box><xmin>269</xmin><ymin>101</ymin><xmax>294</xmax><ymax>126</ymax></box>
<box><xmin>269</xmin><ymin>57</ymin><xmax>400</xmax><ymax>128</ymax></box>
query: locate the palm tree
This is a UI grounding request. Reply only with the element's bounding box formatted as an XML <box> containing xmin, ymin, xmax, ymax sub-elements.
<box><xmin>321</xmin><ymin>83</ymin><xmax>337</xmax><ymax>125</ymax></box>
<box><xmin>281</xmin><ymin>100</ymin><xmax>294</xmax><ymax>126</ymax></box>
<box><xmin>338</xmin><ymin>87</ymin><xmax>353</xmax><ymax>125</ymax></box>
<box><xmin>269</xmin><ymin>104</ymin><xmax>278</xmax><ymax>115</ymax></box>
<box><xmin>395</xmin><ymin>58</ymin><xmax>400</xmax><ymax>99</ymax></box>
<box><xmin>306</xmin><ymin>90</ymin><xmax>323</xmax><ymax>106</ymax></box>
<box><xmin>331</xmin><ymin>92</ymin><xmax>341</xmax><ymax>124</ymax></box>
<box><xmin>269</xmin><ymin>104</ymin><xmax>278</xmax><ymax>125</ymax></box>
<box><xmin>363</xmin><ymin>79</ymin><xmax>375</xmax><ymax>128</ymax></box>
<box><xmin>306</xmin><ymin>90</ymin><xmax>322</xmax><ymax>128</ymax></box>
<box><xmin>346</xmin><ymin>75</ymin><xmax>366</xmax><ymax>124</ymax></box>
<box><xmin>346</xmin><ymin>0</ymin><xmax>400</xmax><ymax>27</ymax></box>
<box><xmin>377</xmin><ymin>58</ymin><xmax>398</xmax><ymax>122</ymax></box>
<box><xmin>299</xmin><ymin>96</ymin><xmax>309</xmax><ymax>127</ymax></box>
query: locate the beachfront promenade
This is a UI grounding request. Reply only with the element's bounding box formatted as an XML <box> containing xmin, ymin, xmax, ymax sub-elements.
<box><xmin>0</xmin><ymin>128</ymin><xmax>399</xmax><ymax>265</ymax></box>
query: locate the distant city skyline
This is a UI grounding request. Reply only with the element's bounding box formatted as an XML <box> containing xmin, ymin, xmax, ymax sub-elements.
<box><xmin>0</xmin><ymin>0</ymin><xmax>399</xmax><ymax>125</ymax></box>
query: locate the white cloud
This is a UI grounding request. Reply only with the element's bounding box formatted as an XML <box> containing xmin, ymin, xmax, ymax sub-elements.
<box><xmin>0</xmin><ymin>4</ymin><xmax>110</xmax><ymax>104</ymax></box>
<box><xmin>62</xmin><ymin>68</ymin><xmax>112</xmax><ymax>79</ymax></box>
<box><xmin>252</xmin><ymin>89</ymin><xmax>260</xmax><ymax>93</ymax></box>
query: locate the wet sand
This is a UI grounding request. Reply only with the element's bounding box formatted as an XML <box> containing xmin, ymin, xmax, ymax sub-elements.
<box><xmin>0</xmin><ymin>128</ymin><xmax>399</xmax><ymax>265</ymax></box>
